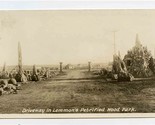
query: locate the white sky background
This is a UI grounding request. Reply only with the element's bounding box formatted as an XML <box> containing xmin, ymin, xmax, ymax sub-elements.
<box><xmin>0</xmin><ymin>10</ymin><xmax>155</xmax><ymax>65</ymax></box>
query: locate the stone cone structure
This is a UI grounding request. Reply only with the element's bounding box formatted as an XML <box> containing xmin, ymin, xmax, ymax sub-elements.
<box><xmin>124</xmin><ymin>34</ymin><xmax>153</xmax><ymax>78</ymax></box>
<box><xmin>31</xmin><ymin>65</ymin><xmax>40</xmax><ymax>81</ymax></box>
<box><xmin>15</xmin><ymin>42</ymin><xmax>27</xmax><ymax>83</ymax></box>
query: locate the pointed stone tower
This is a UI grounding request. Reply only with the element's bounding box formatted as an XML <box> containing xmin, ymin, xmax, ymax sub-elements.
<box><xmin>118</xmin><ymin>51</ymin><xmax>121</xmax><ymax>58</ymax></box>
<box><xmin>18</xmin><ymin>42</ymin><xmax>22</xmax><ymax>75</ymax></box>
<box><xmin>124</xmin><ymin>34</ymin><xmax>153</xmax><ymax>77</ymax></box>
<box><xmin>1</xmin><ymin>62</ymin><xmax>8</xmax><ymax>79</ymax></box>
<box><xmin>135</xmin><ymin>34</ymin><xmax>141</xmax><ymax>48</ymax></box>
<box><xmin>15</xmin><ymin>42</ymin><xmax>27</xmax><ymax>82</ymax></box>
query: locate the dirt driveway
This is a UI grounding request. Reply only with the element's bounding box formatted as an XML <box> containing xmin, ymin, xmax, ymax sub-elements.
<box><xmin>0</xmin><ymin>69</ymin><xmax>155</xmax><ymax>114</ymax></box>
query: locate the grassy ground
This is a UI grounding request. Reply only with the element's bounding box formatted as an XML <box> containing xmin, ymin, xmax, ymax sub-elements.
<box><xmin>0</xmin><ymin>69</ymin><xmax>155</xmax><ymax>113</ymax></box>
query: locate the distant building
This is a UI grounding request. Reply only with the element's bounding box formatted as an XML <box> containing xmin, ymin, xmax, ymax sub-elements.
<box><xmin>64</xmin><ymin>64</ymin><xmax>74</xmax><ymax>69</ymax></box>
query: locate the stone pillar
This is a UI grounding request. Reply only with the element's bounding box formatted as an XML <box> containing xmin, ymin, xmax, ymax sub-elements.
<box><xmin>60</xmin><ymin>62</ymin><xmax>63</xmax><ymax>73</ymax></box>
<box><xmin>88</xmin><ymin>62</ymin><xmax>91</xmax><ymax>72</ymax></box>
<box><xmin>33</xmin><ymin>64</ymin><xmax>37</xmax><ymax>75</ymax></box>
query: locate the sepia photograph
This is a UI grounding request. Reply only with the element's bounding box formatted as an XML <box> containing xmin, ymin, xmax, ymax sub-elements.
<box><xmin>0</xmin><ymin>9</ymin><xmax>155</xmax><ymax>117</ymax></box>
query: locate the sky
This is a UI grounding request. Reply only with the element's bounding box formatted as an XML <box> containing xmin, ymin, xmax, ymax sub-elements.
<box><xmin>0</xmin><ymin>10</ymin><xmax>155</xmax><ymax>66</ymax></box>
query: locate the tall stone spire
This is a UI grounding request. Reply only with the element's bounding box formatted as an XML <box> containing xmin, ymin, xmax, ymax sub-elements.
<box><xmin>118</xmin><ymin>51</ymin><xmax>121</xmax><ymax>58</ymax></box>
<box><xmin>18</xmin><ymin>42</ymin><xmax>22</xmax><ymax>75</ymax></box>
<box><xmin>135</xmin><ymin>33</ymin><xmax>141</xmax><ymax>47</ymax></box>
